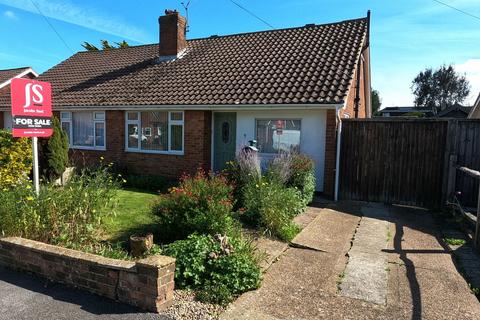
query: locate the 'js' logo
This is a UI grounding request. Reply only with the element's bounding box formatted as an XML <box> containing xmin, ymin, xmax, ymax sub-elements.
<box><xmin>23</xmin><ymin>83</ymin><xmax>44</xmax><ymax>108</ymax></box>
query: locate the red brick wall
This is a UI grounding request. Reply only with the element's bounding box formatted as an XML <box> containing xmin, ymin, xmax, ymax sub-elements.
<box><xmin>323</xmin><ymin>55</ymin><xmax>368</xmax><ymax>197</ymax></box>
<box><xmin>0</xmin><ymin>237</ymin><xmax>175</xmax><ymax>312</ymax></box>
<box><xmin>68</xmin><ymin>110</ymin><xmax>212</xmax><ymax>178</ymax></box>
<box><xmin>342</xmin><ymin>57</ymin><xmax>367</xmax><ymax>119</ymax></box>
<box><xmin>323</xmin><ymin>109</ymin><xmax>337</xmax><ymax>196</ymax></box>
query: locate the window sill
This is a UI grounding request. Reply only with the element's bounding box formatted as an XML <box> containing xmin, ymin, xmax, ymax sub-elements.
<box><xmin>70</xmin><ymin>146</ymin><xmax>106</xmax><ymax>151</ymax></box>
<box><xmin>125</xmin><ymin>148</ymin><xmax>184</xmax><ymax>156</ymax></box>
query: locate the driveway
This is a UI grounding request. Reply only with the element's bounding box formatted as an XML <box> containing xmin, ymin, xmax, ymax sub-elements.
<box><xmin>223</xmin><ymin>202</ymin><xmax>480</xmax><ymax>320</ymax></box>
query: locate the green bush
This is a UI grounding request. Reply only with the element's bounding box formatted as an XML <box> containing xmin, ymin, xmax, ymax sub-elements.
<box><xmin>43</xmin><ymin>117</ymin><xmax>69</xmax><ymax>180</ymax></box>
<box><xmin>0</xmin><ymin>166</ymin><xmax>119</xmax><ymax>245</ymax></box>
<box><xmin>0</xmin><ymin>130</ymin><xmax>32</xmax><ymax>189</ymax></box>
<box><xmin>287</xmin><ymin>154</ymin><xmax>315</xmax><ymax>206</ymax></box>
<box><xmin>152</xmin><ymin>170</ymin><xmax>238</xmax><ymax>242</ymax></box>
<box><xmin>223</xmin><ymin>151</ymin><xmax>261</xmax><ymax>210</ymax></box>
<box><xmin>242</xmin><ymin>180</ymin><xmax>303</xmax><ymax>241</ymax></box>
<box><xmin>164</xmin><ymin>234</ymin><xmax>261</xmax><ymax>305</ymax></box>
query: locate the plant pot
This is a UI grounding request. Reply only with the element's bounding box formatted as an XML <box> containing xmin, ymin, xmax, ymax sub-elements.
<box><xmin>129</xmin><ymin>233</ymin><xmax>154</xmax><ymax>258</ymax></box>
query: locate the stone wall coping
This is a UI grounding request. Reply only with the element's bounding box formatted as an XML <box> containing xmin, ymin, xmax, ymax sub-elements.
<box><xmin>137</xmin><ymin>255</ymin><xmax>176</xmax><ymax>268</ymax></box>
<box><xmin>0</xmin><ymin>237</ymin><xmax>137</xmax><ymax>271</ymax></box>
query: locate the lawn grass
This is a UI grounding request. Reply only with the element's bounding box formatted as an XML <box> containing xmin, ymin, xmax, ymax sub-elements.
<box><xmin>103</xmin><ymin>188</ymin><xmax>159</xmax><ymax>241</ymax></box>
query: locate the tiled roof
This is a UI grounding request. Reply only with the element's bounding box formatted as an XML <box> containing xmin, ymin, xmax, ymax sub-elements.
<box><xmin>0</xmin><ymin>16</ymin><xmax>368</xmax><ymax>108</ymax></box>
<box><xmin>437</xmin><ymin>103</ymin><xmax>472</xmax><ymax>117</ymax></box>
<box><xmin>0</xmin><ymin>67</ymin><xmax>32</xmax><ymax>85</ymax></box>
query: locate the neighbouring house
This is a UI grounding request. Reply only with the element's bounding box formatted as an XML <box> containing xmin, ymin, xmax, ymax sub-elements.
<box><xmin>0</xmin><ymin>67</ymin><xmax>38</xmax><ymax>130</ymax></box>
<box><xmin>436</xmin><ymin>103</ymin><xmax>472</xmax><ymax>118</ymax></box>
<box><xmin>377</xmin><ymin>106</ymin><xmax>434</xmax><ymax>117</ymax></box>
<box><xmin>468</xmin><ymin>93</ymin><xmax>480</xmax><ymax>119</ymax></box>
<box><xmin>0</xmin><ymin>10</ymin><xmax>372</xmax><ymax>196</ymax></box>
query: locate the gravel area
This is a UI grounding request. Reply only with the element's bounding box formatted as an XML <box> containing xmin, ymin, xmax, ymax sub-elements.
<box><xmin>163</xmin><ymin>290</ymin><xmax>225</xmax><ymax>320</ymax></box>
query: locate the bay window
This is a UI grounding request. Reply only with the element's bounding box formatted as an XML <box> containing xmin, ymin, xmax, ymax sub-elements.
<box><xmin>125</xmin><ymin>111</ymin><xmax>184</xmax><ymax>154</ymax></box>
<box><xmin>256</xmin><ymin>119</ymin><xmax>301</xmax><ymax>154</ymax></box>
<box><xmin>60</xmin><ymin>111</ymin><xmax>106</xmax><ymax>150</ymax></box>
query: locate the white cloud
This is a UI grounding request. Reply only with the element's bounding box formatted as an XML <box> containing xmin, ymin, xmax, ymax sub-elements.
<box><xmin>3</xmin><ymin>10</ymin><xmax>17</xmax><ymax>20</ymax></box>
<box><xmin>0</xmin><ymin>0</ymin><xmax>149</xmax><ymax>42</ymax></box>
<box><xmin>455</xmin><ymin>59</ymin><xmax>480</xmax><ymax>105</ymax></box>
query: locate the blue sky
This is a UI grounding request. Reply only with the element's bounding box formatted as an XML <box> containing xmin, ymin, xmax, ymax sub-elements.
<box><xmin>1</xmin><ymin>0</ymin><xmax>479</xmax><ymax>108</ymax></box>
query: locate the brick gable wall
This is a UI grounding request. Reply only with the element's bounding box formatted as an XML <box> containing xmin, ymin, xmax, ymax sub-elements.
<box><xmin>323</xmin><ymin>56</ymin><xmax>368</xmax><ymax>197</ymax></box>
<box><xmin>67</xmin><ymin>110</ymin><xmax>212</xmax><ymax>178</ymax></box>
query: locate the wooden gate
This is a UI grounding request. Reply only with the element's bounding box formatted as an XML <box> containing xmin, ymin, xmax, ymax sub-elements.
<box><xmin>448</xmin><ymin>120</ymin><xmax>480</xmax><ymax>207</ymax></box>
<box><xmin>339</xmin><ymin>119</ymin><xmax>448</xmax><ymax>208</ymax></box>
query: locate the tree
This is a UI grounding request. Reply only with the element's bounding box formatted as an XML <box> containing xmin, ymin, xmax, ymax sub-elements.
<box><xmin>82</xmin><ymin>40</ymin><xmax>130</xmax><ymax>51</ymax></box>
<box><xmin>44</xmin><ymin>117</ymin><xmax>69</xmax><ymax>180</ymax></box>
<box><xmin>411</xmin><ymin>64</ymin><xmax>470</xmax><ymax>114</ymax></box>
<box><xmin>371</xmin><ymin>89</ymin><xmax>382</xmax><ymax>116</ymax></box>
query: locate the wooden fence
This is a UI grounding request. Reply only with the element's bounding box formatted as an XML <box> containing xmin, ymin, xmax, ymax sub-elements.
<box><xmin>339</xmin><ymin>119</ymin><xmax>480</xmax><ymax>209</ymax></box>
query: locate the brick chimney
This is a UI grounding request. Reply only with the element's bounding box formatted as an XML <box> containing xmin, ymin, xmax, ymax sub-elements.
<box><xmin>159</xmin><ymin>10</ymin><xmax>187</xmax><ymax>57</ymax></box>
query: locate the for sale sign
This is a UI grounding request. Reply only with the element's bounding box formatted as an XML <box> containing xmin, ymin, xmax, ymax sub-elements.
<box><xmin>11</xmin><ymin>78</ymin><xmax>52</xmax><ymax>138</ymax></box>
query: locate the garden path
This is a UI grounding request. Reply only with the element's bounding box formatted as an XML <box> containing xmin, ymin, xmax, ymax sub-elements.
<box><xmin>221</xmin><ymin>202</ymin><xmax>480</xmax><ymax>320</ymax></box>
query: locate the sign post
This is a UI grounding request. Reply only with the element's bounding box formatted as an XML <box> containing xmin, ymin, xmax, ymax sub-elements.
<box><xmin>10</xmin><ymin>78</ymin><xmax>53</xmax><ymax>195</ymax></box>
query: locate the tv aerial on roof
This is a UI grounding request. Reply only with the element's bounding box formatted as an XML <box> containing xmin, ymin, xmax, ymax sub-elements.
<box><xmin>181</xmin><ymin>1</ymin><xmax>191</xmax><ymax>34</ymax></box>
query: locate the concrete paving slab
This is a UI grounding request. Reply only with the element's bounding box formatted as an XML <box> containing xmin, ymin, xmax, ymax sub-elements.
<box><xmin>244</xmin><ymin>231</ymin><xmax>288</xmax><ymax>272</ymax></box>
<box><xmin>291</xmin><ymin>208</ymin><xmax>360</xmax><ymax>252</ymax></box>
<box><xmin>388</xmin><ymin>263</ymin><xmax>480</xmax><ymax>320</ymax></box>
<box><xmin>340</xmin><ymin>251</ymin><xmax>388</xmax><ymax>304</ymax></box>
<box><xmin>339</xmin><ymin>204</ymin><xmax>390</xmax><ymax>305</ymax></box>
<box><xmin>292</xmin><ymin>206</ymin><xmax>322</xmax><ymax>229</ymax></box>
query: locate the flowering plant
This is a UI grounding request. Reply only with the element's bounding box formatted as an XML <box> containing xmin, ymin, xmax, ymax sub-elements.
<box><xmin>152</xmin><ymin>169</ymin><xmax>238</xmax><ymax>242</ymax></box>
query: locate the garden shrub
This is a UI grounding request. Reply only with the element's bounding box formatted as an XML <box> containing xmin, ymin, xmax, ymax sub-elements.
<box><xmin>164</xmin><ymin>234</ymin><xmax>261</xmax><ymax>305</ymax></box>
<box><xmin>224</xmin><ymin>150</ymin><xmax>261</xmax><ymax>209</ymax></box>
<box><xmin>152</xmin><ymin>170</ymin><xmax>238</xmax><ymax>242</ymax></box>
<box><xmin>242</xmin><ymin>179</ymin><xmax>303</xmax><ymax>241</ymax></box>
<box><xmin>287</xmin><ymin>154</ymin><xmax>316</xmax><ymax>206</ymax></box>
<box><xmin>45</xmin><ymin>117</ymin><xmax>69</xmax><ymax>180</ymax></box>
<box><xmin>264</xmin><ymin>152</ymin><xmax>293</xmax><ymax>186</ymax></box>
<box><xmin>0</xmin><ymin>130</ymin><xmax>32</xmax><ymax>189</ymax></box>
<box><xmin>0</xmin><ymin>165</ymin><xmax>119</xmax><ymax>245</ymax></box>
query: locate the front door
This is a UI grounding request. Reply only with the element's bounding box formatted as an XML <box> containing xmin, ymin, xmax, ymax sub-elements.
<box><xmin>213</xmin><ymin>112</ymin><xmax>236</xmax><ymax>172</ymax></box>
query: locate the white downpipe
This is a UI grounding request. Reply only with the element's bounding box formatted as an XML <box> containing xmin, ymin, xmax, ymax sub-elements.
<box><xmin>334</xmin><ymin>107</ymin><xmax>342</xmax><ymax>201</ymax></box>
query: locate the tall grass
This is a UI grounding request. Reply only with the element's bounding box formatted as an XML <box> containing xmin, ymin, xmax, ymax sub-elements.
<box><xmin>0</xmin><ymin>166</ymin><xmax>120</xmax><ymax>245</ymax></box>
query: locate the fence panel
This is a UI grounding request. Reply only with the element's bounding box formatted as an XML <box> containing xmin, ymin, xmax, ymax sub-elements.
<box><xmin>454</xmin><ymin>121</ymin><xmax>480</xmax><ymax>207</ymax></box>
<box><xmin>339</xmin><ymin>119</ymin><xmax>448</xmax><ymax>208</ymax></box>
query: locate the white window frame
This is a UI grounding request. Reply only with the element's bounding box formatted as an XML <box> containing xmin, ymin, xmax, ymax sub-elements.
<box><xmin>60</xmin><ymin>111</ymin><xmax>106</xmax><ymax>151</ymax></box>
<box><xmin>254</xmin><ymin>118</ymin><xmax>302</xmax><ymax>155</ymax></box>
<box><xmin>124</xmin><ymin>111</ymin><xmax>184</xmax><ymax>155</ymax></box>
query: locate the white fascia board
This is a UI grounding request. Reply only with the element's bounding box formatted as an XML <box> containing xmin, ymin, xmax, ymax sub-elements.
<box><xmin>54</xmin><ymin>103</ymin><xmax>342</xmax><ymax>111</ymax></box>
<box><xmin>0</xmin><ymin>68</ymin><xmax>39</xmax><ymax>89</ymax></box>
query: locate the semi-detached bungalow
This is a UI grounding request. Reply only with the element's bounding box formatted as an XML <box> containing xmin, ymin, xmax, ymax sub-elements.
<box><xmin>0</xmin><ymin>10</ymin><xmax>372</xmax><ymax>197</ymax></box>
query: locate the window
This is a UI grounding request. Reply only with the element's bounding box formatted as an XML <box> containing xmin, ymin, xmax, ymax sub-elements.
<box><xmin>61</xmin><ymin>111</ymin><xmax>106</xmax><ymax>150</ymax></box>
<box><xmin>125</xmin><ymin>111</ymin><xmax>184</xmax><ymax>154</ymax></box>
<box><xmin>256</xmin><ymin>119</ymin><xmax>301</xmax><ymax>154</ymax></box>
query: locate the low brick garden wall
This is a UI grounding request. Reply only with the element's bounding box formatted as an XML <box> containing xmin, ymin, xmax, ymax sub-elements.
<box><xmin>0</xmin><ymin>237</ymin><xmax>175</xmax><ymax>313</ymax></box>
